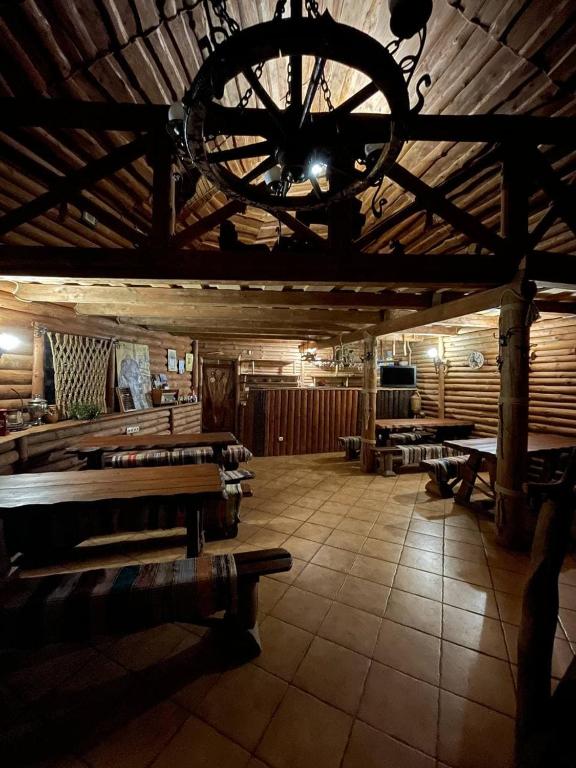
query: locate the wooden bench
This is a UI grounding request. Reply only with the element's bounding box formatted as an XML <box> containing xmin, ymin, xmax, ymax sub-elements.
<box><xmin>0</xmin><ymin>520</ymin><xmax>291</xmax><ymax>657</ymax></box>
<box><xmin>338</xmin><ymin>436</ymin><xmax>361</xmax><ymax>460</ymax></box>
<box><xmin>421</xmin><ymin>455</ymin><xmax>471</xmax><ymax>498</ymax></box>
<box><xmin>371</xmin><ymin>444</ymin><xmax>447</xmax><ymax>477</ymax></box>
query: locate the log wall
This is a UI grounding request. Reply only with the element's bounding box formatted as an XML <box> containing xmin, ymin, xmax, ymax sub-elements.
<box><xmin>242</xmin><ymin>388</ymin><xmax>359</xmax><ymax>456</ymax></box>
<box><xmin>0</xmin><ymin>290</ymin><xmax>195</xmax><ymax>409</ymax></box>
<box><xmin>442</xmin><ymin>315</ymin><xmax>576</xmax><ymax>437</ymax></box>
<box><xmin>0</xmin><ymin>402</ymin><xmax>202</xmax><ymax>475</ymax></box>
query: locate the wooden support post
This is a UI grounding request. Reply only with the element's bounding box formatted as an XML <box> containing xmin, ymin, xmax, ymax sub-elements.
<box><xmin>150</xmin><ymin>131</ymin><xmax>174</xmax><ymax>247</ymax></box>
<box><xmin>31</xmin><ymin>323</ymin><xmax>45</xmax><ymax>397</ymax></box>
<box><xmin>360</xmin><ymin>333</ymin><xmax>378</xmax><ymax>473</ymax></box>
<box><xmin>192</xmin><ymin>340</ymin><xmax>200</xmax><ymax>398</ymax></box>
<box><xmin>437</xmin><ymin>336</ymin><xmax>446</xmax><ymax>419</ymax></box>
<box><xmin>106</xmin><ymin>343</ymin><xmax>116</xmax><ymax>413</ymax></box>
<box><xmin>495</xmin><ymin>281</ymin><xmax>536</xmax><ymax>548</ymax></box>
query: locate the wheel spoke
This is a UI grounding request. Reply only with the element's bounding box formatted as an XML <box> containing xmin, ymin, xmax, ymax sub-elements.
<box><xmin>289</xmin><ymin>54</ymin><xmax>303</xmax><ymax>112</ymax></box>
<box><xmin>242</xmin><ymin>155</ymin><xmax>277</xmax><ymax>184</ymax></box>
<box><xmin>242</xmin><ymin>68</ymin><xmax>285</xmax><ymax>134</ymax></box>
<box><xmin>310</xmin><ymin>176</ymin><xmax>323</xmax><ymax>199</ymax></box>
<box><xmin>332</xmin><ymin>82</ymin><xmax>378</xmax><ymax>117</ymax></box>
<box><xmin>207</xmin><ymin>140</ymin><xmax>273</xmax><ymax>164</ymax></box>
<box><xmin>299</xmin><ymin>57</ymin><xmax>325</xmax><ymax>129</ymax></box>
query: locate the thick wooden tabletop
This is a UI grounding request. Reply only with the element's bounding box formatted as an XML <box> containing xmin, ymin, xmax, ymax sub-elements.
<box><xmin>444</xmin><ymin>434</ymin><xmax>576</xmax><ymax>458</ymax></box>
<box><xmin>375</xmin><ymin>418</ymin><xmax>475</xmax><ymax>429</ymax></box>
<box><xmin>67</xmin><ymin>431</ymin><xmax>238</xmax><ymax>454</ymax></box>
<box><xmin>0</xmin><ymin>464</ymin><xmax>223</xmax><ymax>508</ymax></box>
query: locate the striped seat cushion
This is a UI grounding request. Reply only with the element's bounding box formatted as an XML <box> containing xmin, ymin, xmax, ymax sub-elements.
<box><xmin>170</xmin><ymin>446</ymin><xmax>215</xmax><ymax>464</ymax></box>
<box><xmin>105</xmin><ymin>446</ymin><xmax>215</xmax><ymax>468</ymax></box>
<box><xmin>338</xmin><ymin>436</ymin><xmax>361</xmax><ymax>450</ymax></box>
<box><xmin>222</xmin><ymin>445</ymin><xmax>253</xmax><ymax>469</ymax></box>
<box><xmin>222</xmin><ymin>469</ymin><xmax>255</xmax><ymax>484</ymax></box>
<box><xmin>0</xmin><ymin>555</ymin><xmax>237</xmax><ymax>646</ymax></box>
<box><xmin>421</xmin><ymin>455</ymin><xmax>470</xmax><ymax>482</ymax></box>
<box><xmin>398</xmin><ymin>444</ymin><xmax>445</xmax><ymax>464</ymax></box>
<box><xmin>389</xmin><ymin>432</ymin><xmax>424</xmax><ymax>445</ymax></box>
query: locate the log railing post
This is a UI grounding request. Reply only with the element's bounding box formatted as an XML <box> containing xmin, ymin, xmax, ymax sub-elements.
<box><xmin>360</xmin><ymin>332</ymin><xmax>377</xmax><ymax>472</ymax></box>
<box><xmin>31</xmin><ymin>322</ymin><xmax>45</xmax><ymax>397</ymax></box>
<box><xmin>495</xmin><ymin>281</ymin><xmax>537</xmax><ymax>548</ymax></box>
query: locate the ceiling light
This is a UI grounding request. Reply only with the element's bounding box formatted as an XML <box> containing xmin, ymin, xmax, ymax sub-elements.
<box><xmin>309</xmin><ymin>162</ymin><xmax>326</xmax><ymax>178</ymax></box>
<box><xmin>427</xmin><ymin>347</ymin><xmax>438</xmax><ymax>359</ymax></box>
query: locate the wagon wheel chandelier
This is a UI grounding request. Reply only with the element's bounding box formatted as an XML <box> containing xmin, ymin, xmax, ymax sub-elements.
<box><xmin>170</xmin><ymin>0</ymin><xmax>433</xmax><ymax>216</ymax></box>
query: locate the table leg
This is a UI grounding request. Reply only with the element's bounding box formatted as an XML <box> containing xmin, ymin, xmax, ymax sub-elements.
<box><xmin>454</xmin><ymin>453</ymin><xmax>483</xmax><ymax>505</ymax></box>
<box><xmin>84</xmin><ymin>448</ymin><xmax>105</xmax><ymax>470</ymax></box>
<box><xmin>185</xmin><ymin>506</ymin><xmax>203</xmax><ymax>557</ymax></box>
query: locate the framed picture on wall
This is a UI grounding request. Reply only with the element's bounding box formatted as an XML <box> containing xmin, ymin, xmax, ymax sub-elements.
<box><xmin>185</xmin><ymin>352</ymin><xmax>194</xmax><ymax>372</ymax></box>
<box><xmin>167</xmin><ymin>348</ymin><xmax>177</xmax><ymax>372</ymax></box>
<box><xmin>178</xmin><ymin>358</ymin><xmax>185</xmax><ymax>375</ymax></box>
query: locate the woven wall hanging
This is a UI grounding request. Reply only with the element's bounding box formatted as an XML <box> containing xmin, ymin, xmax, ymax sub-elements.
<box><xmin>47</xmin><ymin>331</ymin><xmax>113</xmax><ymax>418</ymax></box>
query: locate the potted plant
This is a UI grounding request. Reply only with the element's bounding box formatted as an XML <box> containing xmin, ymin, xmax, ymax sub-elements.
<box><xmin>69</xmin><ymin>402</ymin><xmax>102</xmax><ymax>421</ymax></box>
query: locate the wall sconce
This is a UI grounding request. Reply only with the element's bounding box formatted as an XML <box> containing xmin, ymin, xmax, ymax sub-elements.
<box><xmin>0</xmin><ymin>333</ymin><xmax>20</xmax><ymax>357</ymax></box>
<box><xmin>427</xmin><ymin>346</ymin><xmax>449</xmax><ymax>374</ymax></box>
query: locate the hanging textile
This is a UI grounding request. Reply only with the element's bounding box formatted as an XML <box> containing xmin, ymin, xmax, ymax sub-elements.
<box><xmin>47</xmin><ymin>331</ymin><xmax>112</xmax><ymax>418</ymax></box>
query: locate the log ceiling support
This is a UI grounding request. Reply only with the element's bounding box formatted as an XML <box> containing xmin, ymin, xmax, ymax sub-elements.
<box><xmin>274</xmin><ymin>210</ymin><xmax>328</xmax><ymax>250</ymax></box>
<box><xmin>495</xmin><ymin>279</ymin><xmax>537</xmax><ymax>549</ymax></box>
<box><xmin>150</xmin><ymin>130</ymin><xmax>175</xmax><ymax>246</ymax></box>
<box><xmin>0</xmin><ymin>134</ymin><xmax>149</xmax><ymax>237</ymax></box>
<box><xmin>360</xmin><ymin>331</ymin><xmax>378</xmax><ymax>473</ymax></box>
<box><xmin>170</xmin><ymin>199</ymin><xmax>246</xmax><ymax>249</ymax></box>
<box><xmin>530</xmin><ymin>150</ymin><xmax>576</xmax><ymax>240</ymax></box>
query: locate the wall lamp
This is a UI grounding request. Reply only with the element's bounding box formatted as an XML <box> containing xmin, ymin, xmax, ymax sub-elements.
<box><xmin>0</xmin><ymin>333</ymin><xmax>20</xmax><ymax>357</ymax></box>
<box><xmin>427</xmin><ymin>345</ymin><xmax>449</xmax><ymax>374</ymax></box>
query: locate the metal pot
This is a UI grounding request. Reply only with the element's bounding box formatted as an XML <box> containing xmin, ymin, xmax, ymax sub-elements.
<box><xmin>28</xmin><ymin>395</ymin><xmax>48</xmax><ymax>426</ymax></box>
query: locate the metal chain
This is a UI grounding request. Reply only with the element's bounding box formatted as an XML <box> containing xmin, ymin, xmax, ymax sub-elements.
<box><xmin>210</xmin><ymin>0</ymin><xmax>239</xmax><ymax>35</ymax></box>
<box><xmin>305</xmin><ymin>0</ymin><xmax>320</xmax><ymax>17</ymax></box>
<box><xmin>320</xmin><ymin>72</ymin><xmax>334</xmax><ymax>111</ymax></box>
<box><xmin>274</xmin><ymin>0</ymin><xmax>288</xmax><ymax>19</ymax></box>
<box><xmin>284</xmin><ymin>60</ymin><xmax>292</xmax><ymax>106</ymax></box>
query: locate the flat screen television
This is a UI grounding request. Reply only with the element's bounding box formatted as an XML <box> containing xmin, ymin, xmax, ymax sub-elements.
<box><xmin>379</xmin><ymin>365</ymin><xmax>417</xmax><ymax>388</ymax></box>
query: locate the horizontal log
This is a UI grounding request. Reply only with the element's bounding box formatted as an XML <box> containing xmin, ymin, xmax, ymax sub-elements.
<box><xmin>0</xmin><ymin>354</ymin><xmax>33</xmax><ymax>371</ymax></box>
<box><xmin>0</xmin><ymin>449</ymin><xmax>18</xmax><ymax>467</ymax></box>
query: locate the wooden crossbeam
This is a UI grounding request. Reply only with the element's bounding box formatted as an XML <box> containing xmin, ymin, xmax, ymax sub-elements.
<box><xmin>535</xmin><ymin>301</ymin><xmax>576</xmax><ymax>314</ymax></box>
<box><xmin>0</xmin><ymin>135</ymin><xmax>149</xmax><ymax>236</ymax></box>
<box><xmin>0</xmin><ymin>98</ymin><xmax>167</xmax><ymax>130</ymax></box>
<box><xmin>316</xmin><ymin>282</ymin><xmax>519</xmax><ymax>348</ymax></box>
<box><xmin>171</xmin><ymin>199</ymin><xmax>246</xmax><ymax>248</ymax></box>
<box><xmin>0</xmin><ymin>246</ymin><xmax>515</xmax><ymax>285</ymax></box>
<box><xmin>3</xmin><ymin>283</ymin><xmax>450</xmax><ymax>309</ymax></box>
<box><xmin>74</xmin><ymin>305</ymin><xmax>383</xmax><ymax>324</ymax></box>
<box><xmin>531</xmin><ymin>150</ymin><xmax>576</xmax><ymax>239</ymax></box>
<box><xmin>385</xmin><ymin>163</ymin><xmax>506</xmax><ymax>254</ymax></box>
<box><xmin>150</xmin><ymin>130</ymin><xmax>175</xmax><ymax>246</ymax></box>
<box><xmin>274</xmin><ymin>210</ymin><xmax>328</xmax><ymax>249</ymax></box>
<box><xmin>0</xmin><ymin>138</ymin><xmax>147</xmax><ymax>246</ymax></box>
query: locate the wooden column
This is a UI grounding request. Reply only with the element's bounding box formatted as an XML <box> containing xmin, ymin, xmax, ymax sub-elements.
<box><xmin>150</xmin><ymin>130</ymin><xmax>175</xmax><ymax>247</ymax></box>
<box><xmin>360</xmin><ymin>333</ymin><xmax>378</xmax><ymax>472</ymax></box>
<box><xmin>495</xmin><ymin>281</ymin><xmax>536</xmax><ymax>548</ymax></box>
<box><xmin>437</xmin><ymin>336</ymin><xmax>446</xmax><ymax>419</ymax></box>
<box><xmin>31</xmin><ymin>323</ymin><xmax>45</xmax><ymax>397</ymax></box>
<box><xmin>192</xmin><ymin>339</ymin><xmax>200</xmax><ymax>397</ymax></box>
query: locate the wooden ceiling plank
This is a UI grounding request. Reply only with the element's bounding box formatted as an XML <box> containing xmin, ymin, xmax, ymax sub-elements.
<box><xmin>0</xmin><ymin>134</ymin><xmax>149</xmax><ymax>236</ymax></box>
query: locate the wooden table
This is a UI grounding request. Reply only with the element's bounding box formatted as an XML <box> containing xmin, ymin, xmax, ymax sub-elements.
<box><xmin>375</xmin><ymin>418</ymin><xmax>474</xmax><ymax>446</ymax></box>
<box><xmin>444</xmin><ymin>434</ymin><xmax>576</xmax><ymax>507</ymax></box>
<box><xmin>68</xmin><ymin>431</ymin><xmax>238</xmax><ymax>469</ymax></box>
<box><xmin>0</xmin><ymin>464</ymin><xmax>224</xmax><ymax>558</ymax></box>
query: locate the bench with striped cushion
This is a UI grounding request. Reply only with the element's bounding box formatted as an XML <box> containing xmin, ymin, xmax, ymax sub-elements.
<box><xmin>338</xmin><ymin>436</ymin><xmax>361</xmax><ymax>460</ymax></box>
<box><xmin>222</xmin><ymin>445</ymin><xmax>253</xmax><ymax>470</ymax></box>
<box><xmin>106</xmin><ymin>445</ymin><xmax>215</xmax><ymax>468</ymax></box>
<box><xmin>222</xmin><ymin>469</ymin><xmax>255</xmax><ymax>484</ymax></box>
<box><xmin>421</xmin><ymin>455</ymin><xmax>470</xmax><ymax>498</ymax></box>
<box><xmin>0</xmin><ymin>522</ymin><xmax>292</xmax><ymax>656</ymax></box>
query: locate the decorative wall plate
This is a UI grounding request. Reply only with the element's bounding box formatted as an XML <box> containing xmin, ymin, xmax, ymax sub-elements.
<box><xmin>468</xmin><ymin>351</ymin><xmax>485</xmax><ymax>369</ymax></box>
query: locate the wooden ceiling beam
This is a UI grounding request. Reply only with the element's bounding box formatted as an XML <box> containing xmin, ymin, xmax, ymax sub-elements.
<box><xmin>316</xmin><ymin>282</ymin><xmax>521</xmax><ymax>348</ymax></box>
<box><xmin>0</xmin><ymin>98</ymin><xmax>167</xmax><ymax>130</ymax></box>
<box><xmin>386</xmin><ymin>163</ymin><xmax>506</xmax><ymax>255</ymax></box>
<box><xmin>171</xmin><ymin>199</ymin><xmax>246</xmax><ymax>248</ymax></box>
<box><xmin>74</xmin><ymin>305</ymin><xmax>383</xmax><ymax>324</ymax></box>
<box><xmin>4</xmin><ymin>283</ymin><xmax>448</xmax><ymax>309</ymax></box>
<box><xmin>530</xmin><ymin>150</ymin><xmax>576</xmax><ymax>240</ymax></box>
<box><xmin>0</xmin><ymin>135</ymin><xmax>149</xmax><ymax>236</ymax></box>
<box><xmin>274</xmin><ymin>210</ymin><xmax>328</xmax><ymax>250</ymax></box>
<box><xmin>535</xmin><ymin>301</ymin><xmax>576</xmax><ymax>314</ymax></box>
<box><xmin>0</xmin><ymin>246</ymin><xmax>515</xmax><ymax>286</ymax></box>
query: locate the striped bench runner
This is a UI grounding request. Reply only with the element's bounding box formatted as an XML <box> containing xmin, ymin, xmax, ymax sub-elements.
<box><xmin>106</xmin><ymin>446</ymin><xmax>215</xmax><ymax>468</ymax></box>
<box><xmin>0</xmin><ymin>555</ymin><xmax>237</xmax><ymax>647</ymax></box>
<box><xmin>338</xmin><ymin>436</ymin><xmax>361</xmax><ymax>460</ymax></box>
<box><xmin>222</xmin><ymin>445</ymin><xmax>253</xmax><ymax>469</ymax></box>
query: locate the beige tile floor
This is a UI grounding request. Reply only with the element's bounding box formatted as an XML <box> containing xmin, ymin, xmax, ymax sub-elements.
<box><xmin>2</xmin><ymin>452</ymin><xmax>576</xmax><ymax>768</ymax></box>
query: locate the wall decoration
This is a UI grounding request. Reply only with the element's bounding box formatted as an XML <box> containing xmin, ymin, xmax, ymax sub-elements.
<box><xmin>116</xmin><ymin>387</ymin><xmax>137</xmax><ymax>413</ymax></box>
<box><xmin>47</xmin><ymin>331</ymin><xmax>112</xmax><ymax>418</ymax></box>
<box><xmin>185</xmin><ymin>352</ymin><xmax>194</xmax><ymax>372</ymax></box>
<box><xmin>468</xmin><ymin>351</ymin><xmax>485</xmax><ymax>370</ymax></box>
<box><xmin>116</xmin><ymin>341</ymin><xmax>152</xmax><ymax>410</ymax></box>
<box><xmin>178</xmin><ymin>358</ymin><xmax>186</xmax><ymax>375</ymax></box>
<box><xmin>167</xmin><ymin>348</ymin><xmax>178</xmax><ymax>372</ymax></box>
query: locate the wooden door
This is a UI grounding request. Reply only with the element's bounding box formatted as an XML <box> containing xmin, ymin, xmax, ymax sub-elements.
<box><xmin>202</xmin><ymin>361</ymin><xmax>237</xmax><ymax>432</ymax></box>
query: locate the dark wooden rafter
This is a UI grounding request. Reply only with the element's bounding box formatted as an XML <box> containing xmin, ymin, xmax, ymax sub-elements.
<box><xmin>273</xmin><ymin>210</ymin><xmax>328</xmax><ymax>249</ymax></box>
<box><xmin>0</xmin><ymin>137</ymin><xmax>147</xmax><ymax>246</ymax></box>
<box><xmin>530</xmin><ymin>149</ymin><xmax>576</xmax><ymax>240</ymax></box>
<box><xmin>0</xmin><ymin>98</ymin><xmax>168</xmax><ymax>130</ymax></box>
<box><xmin>171</xmin><ymin>199</ymin><xmax>246</xmax><ymax>249</ymax></box>
<box><xmin>385</xmin><ymin>163</ymin><xmax>506</xmax><ymax>255</ymax></box>
<box><xmin>500</xmin><ymin>146</ymin><xmax>529</xmax><ymax>265</ymax></box>
<box><xmin>0</xmin><ymin>246</ymin><xmax>569</xmax><ymax>286</ymax></box>
<box><xmin>528</xmin><ymin>204</ymin><xmax>560</xmax><ymax>250</ymax></box>
<box><xmin>0</xmin><ymin>134</ymin><xmax>149</xmax><ymax>237</ymax></box>
<box><xmin>150</xmin><ymin>129</ymin><xmax>175</xmax><ymax>246</ymax></box>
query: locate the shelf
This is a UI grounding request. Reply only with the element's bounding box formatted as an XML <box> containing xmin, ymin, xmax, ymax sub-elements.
<box><xmin>239</xmin><ymin>359</ymin><xmax>294</xmax><ymax>367</ymax></box>
<box><xmin>311</xmin><ymin>372</ymin><xmax>362</xmax><ymax>378</ymax></box>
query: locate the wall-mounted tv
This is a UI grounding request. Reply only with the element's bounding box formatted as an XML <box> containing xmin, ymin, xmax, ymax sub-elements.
<box><xmin>379</xmin><ymin>365</ymin><xmax>417</xmax><ymax>388</ymax></box>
